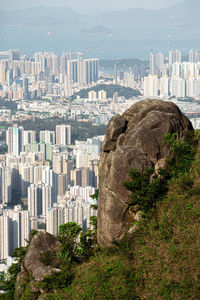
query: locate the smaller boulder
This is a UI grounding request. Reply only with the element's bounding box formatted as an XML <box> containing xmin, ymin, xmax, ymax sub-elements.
<box><xmin>15</xmin><ymin>231</ymin><xmax>62</xmax><ymax>299</ymax></box>
<box><xmin>23</xmin><ymin>231</ymin><xmax>62</xmax><ymax>281</ymax></box>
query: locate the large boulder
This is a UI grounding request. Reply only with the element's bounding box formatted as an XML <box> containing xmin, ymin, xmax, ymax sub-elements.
<box><xmin>97</xmin><ymin>99</ymin><xmax>193</xmax><ymax>247</ymax></box>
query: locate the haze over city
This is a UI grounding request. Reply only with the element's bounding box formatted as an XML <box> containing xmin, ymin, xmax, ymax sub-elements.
<box><xmin>0</xmin><ymin>0</ymin><xmax>185</xmax><ymax>12</ymax></box>
<box><xmin>0</xmin><ymin>0</ymin><xmax>199</xmax><ymax>58</ymax></box>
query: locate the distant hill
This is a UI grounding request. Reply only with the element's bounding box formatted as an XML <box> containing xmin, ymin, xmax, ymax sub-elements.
<box><xmin>81</xmin><ymin>25</ymin><xmax>112</xmax><ymax>35</ymax></box>
<box><xmin>0</xmin><ymin>7</ymin><xmax>89</xmax><ymax>27</ymax></box>
<box><xmin>100</xmin><ymin>58</ymin><xmax>149</xmax><ymax>69</ymax></box>
<box><xmin>96</xmin><ymin>0</ymin><xmax>200</xmax><ymax>28</ymax></box>
<box><xmin>71</xmin><ymin>84</ymin><xmax>141</xmax><ymax>100</ymax></box>
<box><xmin>0</xmin><ymin>0</ymin><xmax>198</xmax><ymax>57</ymax></box>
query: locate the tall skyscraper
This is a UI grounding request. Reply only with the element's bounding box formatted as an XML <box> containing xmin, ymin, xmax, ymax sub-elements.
<box><xmin>56</xmin><ymin>125</ymin><xmax>71</xmax><ymax>145</ymax></box>
<box><xmin>189</xmin><ymin>50</ymin><xmax>200</xmax><ymax>63</ymax></box>
<box><xmin>6</xmin><ymin>125</ymin><xmax>24</xmax><ymax>156</ymax></box>
<box><xmin>114</xmin><ymin>63</ymin><xmax>118</xmax><ymax>84</ymax></box>
<box><xmin>0</xmin><ymin>215</ymin><xmax>10</xmax><ymax>259</ymax></box>
<box><xmin>11</xmin><ymin>207</ymin><xmax>30</xmax><ymax>249</ymax></box>
<box><xmin>28</xmin><ymin>184</ymin><xmax>42</xmax><ymax>217</ymax></box>
<box><xmin>160</xmin><ymin>76</ymin><xmax>169</xmax><ymax>98</ymax></box>
<box><xmin>0</xmin><ymin>60</ymin><xmax>8</xmax><ymax>86</ymax></box>
<box><xmin>42</xmin><ymin>184</ymin><xmax>53</xmax><ymax>217</ymax></box>
<box><xmin>169</xmin><ymin>50</ymin><xmax>182</xmax><ymax>65</ymax></box>
<box><xmin>47</xmin><ymin>207</ymin><xmax>65</xmax><ymax>236</ymax></box>
<box><xmin>9</xmin><ymin>49</ymin><xmax>20</xmax><ymax>62</ymax></box>
<box><xmin>150</xmin><ymin>52</ymin><xmax>164</xmax><ymax>78</ymax></box>
<box><xmin>60</xmin><ymin>52</ymin><xmax>68</xmax><ymax>75</ymax></box>
<box><xmin>170</xmin><ymin>77</ymin><xmax>186</xmax><ymax>98</ymax></box>
<box><xmin>23</xmin><ymin>77</ymin><xmax>29</xmax><ymax>99</ymax></box>
<box><xmin>83</xmin><ymin>58</ymin><xmax>99</xmax><ymax>84</ymax></box>
<box><xmin>0</xmin><ymin>166</ymin><xmax>12</xmax><ymax>205</ymax></box>
<box><xmin>57</xmin><ymin>174</ymin><xmax>66</xmax><ymax>196</ymax></box>
<box><xmin>144</xmin><ymin>75</ymin><xmax>159</xmax><ymax>97</ymax></box>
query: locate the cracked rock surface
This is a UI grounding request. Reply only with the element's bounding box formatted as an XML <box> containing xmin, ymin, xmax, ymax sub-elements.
<box><xmin>97</xmin><ymin>99</ymin><xmax>193</xmax><ymax>247</ymax></box>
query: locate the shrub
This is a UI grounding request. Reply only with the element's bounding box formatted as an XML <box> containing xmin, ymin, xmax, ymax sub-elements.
<box><xmin>41</xmin><ymin>266</ymin><xmax>74</xmax><ymax>292</ymax></box>
<box><xmin>124</xmin><ymin>168</ymin><xmax>168</xmax><ymax>213</ymax></box>
<box><xmin>124</xmin><ymin>132</ymin><xmax>196</xmax><ymax>213</ymax></box>
<box><xmin>40</xmin><ymin>250</ymin><xmax>60</xmax><ymax>268</ymax></box>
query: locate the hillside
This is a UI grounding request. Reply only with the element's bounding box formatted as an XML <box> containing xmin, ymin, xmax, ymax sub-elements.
<box><xmin>39</xmin><ymin>132</ymin><xmax>200</xmax><ymax>299</ymax></box>
<box><xmin>71</xmin><ymin>84</ymin><xmax>141</xmax><ymax>100</ymax></box>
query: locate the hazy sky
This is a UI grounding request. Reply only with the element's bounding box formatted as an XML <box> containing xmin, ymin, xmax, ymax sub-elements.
<box><xmin>0</xmin><ymin>0</ymin><xmax>185</xmax><ymax>12</ymax></box>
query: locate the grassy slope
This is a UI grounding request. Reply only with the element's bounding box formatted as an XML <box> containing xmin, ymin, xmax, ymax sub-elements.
<box><xmin>39</xmin><ymin>135</ymin><xmax>200</xmax><ymax>299</ymax></box>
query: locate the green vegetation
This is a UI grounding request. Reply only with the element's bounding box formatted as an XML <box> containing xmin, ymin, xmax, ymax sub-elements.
<box><xmin>38</xmin><ymin>220</ymin><xmax>98</xmax><ymax>294</ymax></box>
<box><xmin>0</xmin><ymin>144</ymin><xmax>7</xmax><ymax>154</ymax></box>
<box><xmin>124</xmin><ymin>132</ymin><xmax>196</xmax><ymax>213</ymax></box>
<box><xmin>0</xmin><ymin>98</ymin><xmax>18</xmax><ymax>111</ymax></box>
<box><xmin>124</xmin><ymin>167</ymin><xmax>168</xmax><ymax>213</ymax></box>
<box><xmin>71</xmin><ymin>84</ymin><xmax>141</xmax><ymax>100</ymax></box>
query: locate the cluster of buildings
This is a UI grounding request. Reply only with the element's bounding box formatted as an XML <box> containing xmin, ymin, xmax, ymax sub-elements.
<box><xmin>0</xmin><ymin>50</ymin><xmax>99</xmax><ymax>99</ymax></box>
<box><xmin>144</xmin><ymin>50</ymin><xmax>200</xmax><ymax>98</ymax></box>
<box><xmin>2</xmin><ymin>48</ymin><xmax>200</xmax><ymax>102</ymax></box>
<box><xmin>1</xmin><ymin>48</ymin><xmax>200</xmax><ymax>262</ymax></box>
<box><xmin>0</xmin><ymin>123</ymin><xmax>102</xmax><ymax>260</ymax></box>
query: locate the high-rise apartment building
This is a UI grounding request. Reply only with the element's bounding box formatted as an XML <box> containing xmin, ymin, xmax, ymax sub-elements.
<box><xmin>0</xmin><ymin>60</ymin><xmax>7</xmax><ymax>85</ymax></box>
<box><xmin>6</xmin><ymin>125</ymin><xmax>24</xmax><ymax>156</ymax></box>
<box><xmin>0</xmin><ymin>205</ymin><xmax>30</xmax><ymax>258</ymax></box>
<box><xmin>160</xmin><ymin>77</ymin><xmax>169</xmax><ymax>98</ymax></box>
<box><xmin>83</xmin><ymin>58</ymin><xmax>99</xmax><ymax>84</ymax></box>
<box><xmin>170</xmin><ymin>77</ymin><xmax>186</xmax><ymax>98</ymax></box>
<box><xmin>0</xmin><ymin>215</ymin><xmax>10</xmax><ymax>259</ymax></box>
<box><xmin>150</xmin><ymin>52</ymin><xmax>164</xmax><ymax>78</ymax></box>
<box><xmin>56</xmin><ymin>125</ymin><xmax>71</xmax><ymax>145</ymax></box>
<box><xmin>46</xmin><ymin>207</ymin><xmax>65</xmax><ymax>236</ymax></box>
<box><xmin>189</xmin><ymin>49</ymin><xmax>200</xmax><ymax>63</ymax></box>
<box><xmin>28</xmin><ymin>184</ymin><xmax>42</xmax><ymax>217</ymax></box>
<box><xmin>169</xmin><ymin>50</ymin><xmax>182</xmax><ymax>65</ymax></box>
<box><xmin>23</xmin><ymin>130</ymin><xmax>36</xmax><ymax>148</ymax></box>
<box><xmin>57</xmin><ymin>174</ymin><xmax>67</xmax><ymax>196</ymax></box>
<box><xmin>0</xmin><ymin>166</ymin><xmax>12</xmax><ymax>205</ymax></box>
<box><xmin>70</xmin><ymin>169</ymin><xmax>82</xmax><ymax>186</ymax></box>
<box><xmin>25</xmin><ymin>142</ymin><xmax>52</xmax><ymax>161</ymax></box>
<box><xmin>40</xmin><ymin>130</ymin><xmax>55</xmax><ymax>144</ymax></box>
<box><xmin>19</xmin><ymin>163</ymin><xmax>34</xmax><ymax>197</ymax></box>
<box><xmin>144</xmin><ymin>75</ymin><xmax>159</xmax><ymax>97</ymax></box>
<box><xmin>11</xmin><ymin>206</ymin><xmax>30</xmax><ymax>249</ymax></box>
<box><xmin>42</xmin><ymin>184</ymin><xmax>53</xmax><ymax>217</ymax></box>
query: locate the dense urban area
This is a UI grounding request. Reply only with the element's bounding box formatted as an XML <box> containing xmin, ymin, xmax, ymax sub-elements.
<box><xmin>1</xmin><ymin>48</ymin><xmax>200</xmax><ymax>275</ymax></box>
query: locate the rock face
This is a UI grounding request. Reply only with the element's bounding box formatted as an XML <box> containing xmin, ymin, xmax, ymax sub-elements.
<box><xmin>15</xmin><ymin>231</ymin><xmax>61</xmax><ymax>299</ymax></box>
<box><xmin>97</xmin><ymin>99</ymin><xmax>193</xmax><ymax>247</ymax></box>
